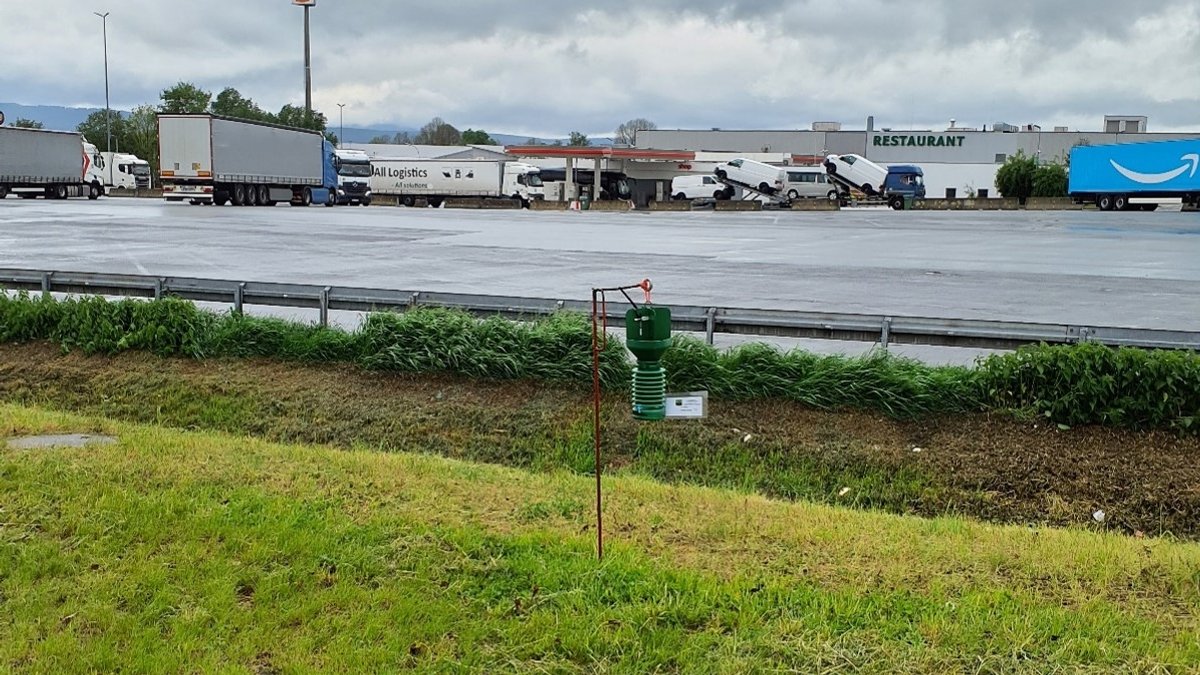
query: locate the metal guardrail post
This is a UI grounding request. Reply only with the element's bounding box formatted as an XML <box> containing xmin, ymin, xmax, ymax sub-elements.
<box><xmin>408</xmin><ymin>292</ymin><xmax>420</xmax><ymax>309</ymax></box>
<box><xmin>319</xmin><ymin>286</ymin><xmax>331</xmax><ymax>327</ymax></box>
<box><xmin>705</xmin><ymin>307</ymin><xmax>717</xmax><ymax>345</ymax></box>
<box><xmin>154</xmin><ymin>278</ymin><xmax>165</xmax><ymax>300</ymax></box>
<box><xmin>880</xmin><ymin>316</ymin><xmax>892</xmax><ymax>351</ymax></box>
<box><xmin>41</xmin><ymin>272</ymin><xmax>53</xmax><ymax>294</ymax></box>
<box><xmin>233</xmin><ymin>282</ymin><xmax>245</xmax><ymax>315</ymax></box>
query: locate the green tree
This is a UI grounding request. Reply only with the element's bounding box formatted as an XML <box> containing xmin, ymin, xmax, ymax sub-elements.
<box><xmin>77</xmin><ymin>109</ymin><xmax>127</xmax><ymax>152</ymax></box>
<box><xmin>994</xmin><ymin>151</ymin><xmax>1038</xmax><ymax>203</ymax></box>
<box><xmin>324</xmin><ymin>131</ymin><xmax>339</xmax><ymax>146</ymax></box>
<box><xmin>613</xmin><ymin>118</ymin><xmax>656</xmax><ymax>146</ymax></box>
<box><xmin>392</xmin><ymin>131</ymin><xmax>412</xmax><ymax>144</ymax></box>
<box><xmin>276</xmin><ymin>104</ymin><xmax>327</xmax><ymax>132</ymax></box>
<box><xmin>12</xmin><ymin>118</ymin><xmax>43</xmax><ymax>129</ymax></box>
<box><xmin>1031</xmin><ymin>163</ymin><xmax>1069</xmax><ymax>198</ymax></box>
<box><xmin>461</xmin><ymin>128</ymin><xmax>496</xmax><ymax>145</ymax></box>
<box><xmin>159</xmin><ymin>81</ymin><xmax>212</xmax><ymax>114</ymax></box>
<box><xmin>123</xmin><ymin>104</ymin><xmax>160</xmax><ymax>178</ymax></box>
<box><xmin>368</xmin><ymin>134</ymin><xmax>393</xmax><ymax>144</ymax></box>
<box><xmin>210</xmin><ymin>87</ymin><xmax>270</xmax><ymax>122</ymax></box>
<box><xmin>568</xmin><ymin>131</ymin><xmax>589</xmax><ymax>146</ymax></box>
<box><xmin>414</xmin><ymin>117</ymin><xmax>461</xmax><ymax>145</ymax></box>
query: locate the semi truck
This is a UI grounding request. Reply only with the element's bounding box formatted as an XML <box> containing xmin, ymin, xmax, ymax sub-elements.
<box><xmin>370</xmin><ymin>158</ymin><xmax>543</xmax><ymax>207</ymax></box>
<box><xmin>0</xmin><ymin>126</ymin><xmax>104</xmax><ymax>200</ymax></box>
<box><xmin>1069</xmin><ymin>138</ymin><xmax>1200</xmax><ymax>211</ymax></box>
<box><xmin>158</xmin><ymin>113</ymin><xmax>337</xmax><ymax>206</ymax></box>
<box><xmin>824</xmin><ymin>154</ymin><xmax>925</xmax><ymax>209</ymax></box>
<box><xmin>332</xmin><ymin>148</ymin><xmax>373</xmax><ymax>206</ymax></box>
<box><xmin>97</xmin><ymin>151</ymin><xmax>151</xmax><ymax>190</ymax></box>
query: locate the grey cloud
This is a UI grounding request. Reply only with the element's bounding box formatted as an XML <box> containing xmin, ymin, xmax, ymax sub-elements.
<box><xmin>2</xmin><ymin>0</ymin><xmax>1198</xmax><ymax>135</ymax></box>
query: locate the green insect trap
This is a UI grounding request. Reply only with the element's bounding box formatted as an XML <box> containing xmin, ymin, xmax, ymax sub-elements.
<box><xmin>625</xmin><ymin>306</ymin><xmax>672</xmax><ymax>421</ymax></box>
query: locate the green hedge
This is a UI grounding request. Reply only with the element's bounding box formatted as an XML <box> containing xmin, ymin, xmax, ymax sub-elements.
<box><xmin>1</xmin><ymin>292</ymin><xmax>1196</xmax><ymax>432</ymax></box>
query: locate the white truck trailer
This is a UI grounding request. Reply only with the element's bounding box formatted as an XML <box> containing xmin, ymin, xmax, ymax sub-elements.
<box><xmin>0</xmin><ymin>127</ymin><xmax>104</xmax><ymax>200</ymax></box>
<box><xmin>370</xmin><ymin>158</ymin><xmax>543</xmax><ymax>207</ymax></box>
<box><xmin>158</xmin><ymin>114</ymin><xmax>335</xmax><ymax>206</ymax></box>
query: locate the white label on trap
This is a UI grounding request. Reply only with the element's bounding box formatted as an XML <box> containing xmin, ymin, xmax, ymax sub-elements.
<box><xmin>664</xmin><ymin>392</ymin><xmax>707</xmax><ymax>419</ymax></box>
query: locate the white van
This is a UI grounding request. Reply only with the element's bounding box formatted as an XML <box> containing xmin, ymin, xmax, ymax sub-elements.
<box><xmin>714</xmin><ymin>158</ymin><xmax>784</xmax><ymax>194</ymax></box>
<box><xmin>824</xmin><ymin>153</ymin><xmax>888</xmax><ymax>195</ymax></box>
<box><xmin>783</xmin><ymin>167</ymin><xmax>839</xmax><ymax>201</ymax></box>
<box><xmin>670</xmin><ymin>174</ymin><xmax>727</xmax><ymax>200</ymax></box>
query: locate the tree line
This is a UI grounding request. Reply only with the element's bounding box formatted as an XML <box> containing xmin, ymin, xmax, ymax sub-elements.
<box><xmin>10</xmin><ymin>87</ymin><xmax>661</xmax><ymax>175</ymax></box>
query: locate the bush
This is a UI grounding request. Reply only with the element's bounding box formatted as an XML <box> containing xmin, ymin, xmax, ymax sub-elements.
<box><xmin>977</xmin><ymin>343</ymin><xmax>1200</xmax><ymax>431</ymax></box>
<box><xmin>2</xmin><ymin>294</ymin><xmax>1197</xmax><ymax>432</ymax></box>
<box><xmin>995</xmin><ymin>151</ymin><xmax>1038</xmax><ymax>203</ymax></box>
<box><xmin>1031</xmin><ymin>163</ymin><xmax>1069</xmax><ymax>198</ymax></box>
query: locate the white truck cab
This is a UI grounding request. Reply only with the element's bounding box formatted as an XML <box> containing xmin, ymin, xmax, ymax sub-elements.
<box><xmin>102</xmin><ymin>152</ymin><xmax>151</xmax><ymax>189</ymax></box>
<box><xmin>332</xmin><ymin>148</ymin><xmax>374</xmax><ymax>205</ymax></box>
<box><xmin>503</xmin><ymin>162</ymin><xmax>543</xmax><ymax>202</ymax></box>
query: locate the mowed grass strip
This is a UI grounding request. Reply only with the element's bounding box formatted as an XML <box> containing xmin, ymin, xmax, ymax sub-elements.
<box><xmin>2</xmin><ymin>404</ymin><xmax>1199</xmax><ymax>672</ymax></box>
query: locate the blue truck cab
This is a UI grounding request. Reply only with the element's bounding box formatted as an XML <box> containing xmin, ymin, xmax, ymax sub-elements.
<box><xmin>1069</xmin><ymin>138</ymin><xmax>1200</xmax><ymax>211</ymax></box>
<box><xmin>884</xmin><ymin>165</ymin><xmax>925</xmax><ymax>199</ymax></box>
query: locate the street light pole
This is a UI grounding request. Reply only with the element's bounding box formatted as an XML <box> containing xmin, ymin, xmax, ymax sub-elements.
<box><xmin>337</xmin><ymin>103</ymin><xmax>345</xmax><ymax>148</ymax></box>
<box><xmin>94</xmin><ymin>11</ymin><xmax>111</xmax><ymax>153</ymax></box>
<box><xmin>303</xmin><ymin>4</ymin><xmax>312</xmax><ymax>119</ymax></box>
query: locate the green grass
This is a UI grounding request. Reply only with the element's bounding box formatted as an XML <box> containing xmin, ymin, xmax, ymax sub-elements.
<box><xmin>2</xmin><ymin>291</ymin><xmax>1198</xmax><ymax>432</ymax></box>
<box><xmin>3</xmin><ymin>404</ymin><xmax>1200</xmax><ymax>671</ymax></box>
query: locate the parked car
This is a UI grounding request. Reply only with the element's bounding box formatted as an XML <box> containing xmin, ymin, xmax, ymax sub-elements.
<box><xmin>824</xmin><ymin>153</ymin><xmax>888</xmax><ymax>195</ymax></box>
<box><xmin>713</xmin><ymin>158</ymin><xmax>784</xmax><ymax>195</ymax></box>
<box><xmin>783</xmin><ymin>167</ymin><xmax>839</xmax><ymax>201</ymax></box>
<box><xmin>671</xmin><ymin>174</ymin><xmax>728</xmax><ymax>200</ymax></box>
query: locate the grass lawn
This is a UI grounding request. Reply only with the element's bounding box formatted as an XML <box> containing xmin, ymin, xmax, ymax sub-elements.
<box><xmin>2</xmin><ymin>403</ymin><xmax>1199</xmax><ymax>672</ymax></box>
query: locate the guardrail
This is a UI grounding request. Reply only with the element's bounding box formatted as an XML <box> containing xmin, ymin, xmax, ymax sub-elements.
<box><xmin>2</xmin><ymin>268</ymin><xmax>1197</xmax><ymax>351</ymax></box>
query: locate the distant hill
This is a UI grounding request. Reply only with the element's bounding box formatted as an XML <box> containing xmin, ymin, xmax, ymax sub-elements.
<box><xmin>1</xmin><ymin>102</ymin><xmax>616</xmax><ymax>146</ymax></box>
<box><xmin>0</xmin><ymin>102</ymin><xmax>101</xmax><ymax>132</ymax></box>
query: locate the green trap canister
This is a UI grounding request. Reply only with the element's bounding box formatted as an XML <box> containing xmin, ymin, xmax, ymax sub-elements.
<box><xmin>625</xmin><ymin>306</ymin><xmax>672</xmax><ymax>421</ymax></box>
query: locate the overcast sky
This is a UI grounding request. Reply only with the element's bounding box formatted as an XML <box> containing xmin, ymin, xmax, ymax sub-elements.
<box><xmin>3</xmin><ymin>1</ymin><xmax>1199</xmax><ymax>137</ymax></box>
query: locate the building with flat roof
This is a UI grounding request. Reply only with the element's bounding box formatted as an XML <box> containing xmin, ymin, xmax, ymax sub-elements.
<box><xmin>636</xmin><ymin>117</ymin><xmax>1200</xmax><ymax>198</ymax></box>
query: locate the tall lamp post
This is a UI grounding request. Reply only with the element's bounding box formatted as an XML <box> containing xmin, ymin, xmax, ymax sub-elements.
<box><xmin>293</xmin><ymin>0</ymin><xmax>316</xmax><ymax>119</ymax></box>
<box><xmin>337</xmin><ymin>103</ymin><xmax>345</xmax><ymax>148</ymax></box>
<box><xmin>94</xmin><ymin>11</ymin><xmax>111</xmax><ymax>153</ymax></box>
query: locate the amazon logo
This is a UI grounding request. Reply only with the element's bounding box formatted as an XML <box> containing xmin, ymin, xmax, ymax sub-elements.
<box><xmin>1110</xmin><ymin>154</ymin><xmax>1200</xmax><ymax>185</ymax></box>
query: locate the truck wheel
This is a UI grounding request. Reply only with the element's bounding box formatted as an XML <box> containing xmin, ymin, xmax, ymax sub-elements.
<box><xmin>361</xmin><ymin>196</ymin><xmax>372</xmax><ymax>206</ymax></box>
<box><xmin>232</xmin><ymin>184</ymin><xmax>246</xmax><ymax>206</ymax></box>
<box><xmin>54</xmin><ymin>185</ymin><xmax>69</xmax><ymax>200</ymax></box>
<box><xmin>889</xmin><ymin>196</ymin><xmax>904</xmax><ymax>210</ymax></box>
<box><xmin>787</xmin><ymin>189</ymin><xmax>800</xmax><ymax>200</ymax></box>
<box><xmin>758</xmin><ymin>182</ymin><xmax>772</xmax><ymax>194</ymax></box>
<box><xmin>301</xmin><ymin>188</ymin><xmax>312</xmax><ymax>206</ymax></box>
<box><xmin>257</xmin><ymin>185</ymin><xmax>271</xmax><ymax>206</ymax></box>
<box><xmin>861</xmin><ymin>183</ymin><xmax>874</xmax><ymax>196</ymax></box>
<box><xmin>401</xmin><ymin>195</ymin><xmax>415</xmax><ymax>207</ymax></box>
<box><xmin>247</xmin><ymin>185</ymin><xmax>261</xmax><ymax>206</ymax></box>
<box><xmin>429</xmin><ymin>198</ymin><xmax>443</xmax><ymax>208</ymax></box>
<box><xmin>715</xmin><ymin>169</ymin><xmax>727</xmax><ymax>180</ymax></box>
<box><xmin>1114</xmin><ymin>195</ymin><xmax>1129</xmax><ymax>211</ymax></box>
<box><xmin>88</xmin><ymin>183</ymin><xmax>101</xmax><ymax>200</ymax></box>
<box><xmin>1096</xmin><ymin>194</ymin><xmax>1113</xmax><ymax>211</ymax></box>
<box><xmin>0</xmin><ymin>185</ymin><xmax>7</xmax><ymax>199</ymax></box>
<box><xmin>324</xmin><ymin>191</ymin><xmax>335</xmax><ymax>207</ymax></box>
<box><xmin>674</xmin><ymin>192</ymin><xmax>688</xmax><ymax>201</ymax></box>
<box><xmin>826</xmin><ymin>189</ymin><xmax>839</xmax><ymax>201</ymax></box>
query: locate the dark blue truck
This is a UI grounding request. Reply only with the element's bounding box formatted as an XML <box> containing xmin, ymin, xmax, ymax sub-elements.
<box><xmin>1069</xmin><ymin>138</ymin><xmax>1200</xmax><ymax>211</ymax></box>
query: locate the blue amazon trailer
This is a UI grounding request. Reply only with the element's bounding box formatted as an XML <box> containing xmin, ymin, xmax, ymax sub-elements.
<box><xmin>1069</xmin><ymin>138</ymin><xmax>1200</xmax><ymax>211</ymax></box>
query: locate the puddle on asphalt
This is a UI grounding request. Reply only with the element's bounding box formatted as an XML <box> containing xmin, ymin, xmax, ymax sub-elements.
<box><xmin>5</xmin><ymin>434</ymin><xmax>118</xmax><ymax>450</ymax></box>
